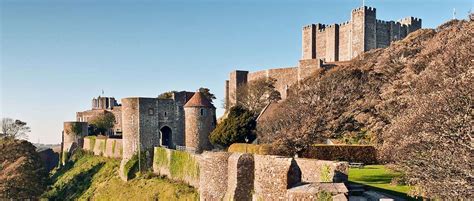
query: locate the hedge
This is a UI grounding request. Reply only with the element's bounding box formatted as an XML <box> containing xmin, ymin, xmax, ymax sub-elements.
<box><xmin>227</xmin><ymin>143</ymin><xmax>273</xmax><ymax>155</ymax></box>
<box><xmin>302</xmin><ymin>144</ymin><xmax>377</xmax><ymax>164</ymax></box>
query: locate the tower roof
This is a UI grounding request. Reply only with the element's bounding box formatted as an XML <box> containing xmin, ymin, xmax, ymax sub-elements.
<box><xmin>184</xmin><ymin>92</ymin><xmax>215</xmax><ymax>108</ymax></box>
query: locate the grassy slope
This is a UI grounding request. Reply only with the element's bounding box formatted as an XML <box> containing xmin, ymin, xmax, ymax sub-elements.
<box><xmin>42</xmin><ymin>154</ymin><xmax>198</xmax><ymax>200</ymax></box>
<box><xmin>349</xmin><ymin>165</ymin><xmax>416</xmax><ymax>199</ymax></box>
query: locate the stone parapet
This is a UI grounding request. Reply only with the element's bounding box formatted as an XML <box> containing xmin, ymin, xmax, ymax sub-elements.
<box><xmin>294</xmin><ymin>158</ymin><xmax>348</xmax><ymax>183</ymax></box>
<box><xmin>253</xmin><ymin>155</ymin><xmax>301</xmax><ymax>200</ymax></box>
<box><xmin>199</xmin><ymin>151</ymin><xmax>232</xmax><ymax>200</ymax></box>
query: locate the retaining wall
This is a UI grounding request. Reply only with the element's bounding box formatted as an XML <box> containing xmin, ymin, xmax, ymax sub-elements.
<box><xmin>150</xmin><ymin>148</ymin><xmax>349</xmax><ymax>201</ymax></box>
<box><xmin>83</xmin><ymin>137</ymin><xmax>123</xmax><ymax>158</ymax></box>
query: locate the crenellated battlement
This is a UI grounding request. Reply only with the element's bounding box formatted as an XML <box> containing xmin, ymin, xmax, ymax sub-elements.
<box><xmin>376</xmin><ymin>19</ymin><xmax>391</xmax><ymax>25</ymax></box>
<box><xmin>399</xmin><ymin>16</ymin><xmax>422</xmax><ymax>23</ymax></box>
<box><xmin>352</xmin><ymin>6</ymin><xmax>376</xmax><ymax>14</ymax></box>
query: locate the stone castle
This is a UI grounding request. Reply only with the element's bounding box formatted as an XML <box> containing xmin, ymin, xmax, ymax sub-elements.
<box><xmin>64</xmin><ymin>91</ymin><xmax>217</xmax><ymax>156</ymax></box>
<box><xmin>225</xmin><ymin>6</ymin><xmax>421</xmax><ymax>108</ymax></box>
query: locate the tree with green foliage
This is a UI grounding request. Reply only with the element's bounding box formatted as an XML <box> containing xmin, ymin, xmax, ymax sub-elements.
<box><xmin>209</xmin><ymin>106</ymin><xmax>257</xmax><ymax>148</ymax></box>
<box><xmin>158</xmin><ymin>91</ymin><xmax>178</xmax><ymax>99</ymax></box>
<box><xmin>198</xmin><ymin>87</ymin><xmax>216</xmax><ymax>103</ymax></box>
<box><xmin>89</xmin><ymin>112</ymin><xmax>115</xmax><ymax>135</ymax></box>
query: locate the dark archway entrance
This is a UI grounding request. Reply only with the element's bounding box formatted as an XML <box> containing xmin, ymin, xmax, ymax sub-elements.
<box><xmin>160</xmin><ymin>126</ymin><xmax>172</xmax><ymax>147</ymax></box>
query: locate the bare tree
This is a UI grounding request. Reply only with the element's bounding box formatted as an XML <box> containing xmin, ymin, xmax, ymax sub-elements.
<box><xmin>237</xmin><ymin>77</ymin><xmax>281</xmax><ymax>113</ymax></box>
<box><xmin>1</xmin><ymin>118</ymin><xmax>30</xmax><ymax>140</ymax></box>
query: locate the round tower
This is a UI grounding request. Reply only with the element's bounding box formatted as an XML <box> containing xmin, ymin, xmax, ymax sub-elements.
<box><xmin>121</xmin><ymin>97</ymin><xmax>140</xmax><ymax>160</ymax></box>
<box><xmin>184</xmin><ymin>92</ymin><xmax>216</xmax><ymax>153</ymax></box>
<box><xmin>63</xmin><ymin>121</ymin><xmax>88</xmax><ymax>153</ymax></box>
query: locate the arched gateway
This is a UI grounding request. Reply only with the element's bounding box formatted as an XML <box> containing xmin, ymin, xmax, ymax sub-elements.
<box><xmin>160</xmin><ymin>126</ymin><xmax>172</xmax><ymax>147</ymax></box>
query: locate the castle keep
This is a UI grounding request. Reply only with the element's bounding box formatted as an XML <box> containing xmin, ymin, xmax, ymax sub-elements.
<box><xmin>225</xmin><ymin>6</ymin><xmax>421</xmax><ymax>109</ymax></box>
<box><xmin>303</xmin><ymin>7</ymin><xmax>421</xmax><ymax>62</ymax></box>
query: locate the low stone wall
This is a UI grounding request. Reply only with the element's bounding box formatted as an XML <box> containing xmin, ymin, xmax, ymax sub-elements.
<box><xmin>295</xmin><ymin>158</ymin><xmax>348</xmax><ymax>183</ymax></box>
<box><xmin>83</xmin><ymin>137</ymin><xmax>123</xmax><ymax>158</ymax></box>
<box><xmin>151</xmin><ymin>147</ymin><xmax>349</xmax><ymax>201</ymax></box>
<box><xmin>253</xmin><ymin>155</ymin><xmax>301</xmax><ymax>200</ymax></box>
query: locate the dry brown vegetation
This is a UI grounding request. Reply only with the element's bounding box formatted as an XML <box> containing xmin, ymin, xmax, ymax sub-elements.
<box><xmin>258</xmin><ymin>20</ymin><xmax>473</xmax><ymax>198</ymax></box>
<box><xmin>0</xmin><ymin>139</ymin><xmax>49</xmax><ymax>199</ymax></box>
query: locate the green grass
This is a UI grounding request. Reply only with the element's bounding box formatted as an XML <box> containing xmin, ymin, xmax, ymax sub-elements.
<box><xmin>349</xmin><ymin>165</ymin><xmax>417</xmax><ymax>200</ymax></box>
<box><xmin>42</xmin><ymin>152</ymin><xmax>198</xmax><ymax>200</ymax></box>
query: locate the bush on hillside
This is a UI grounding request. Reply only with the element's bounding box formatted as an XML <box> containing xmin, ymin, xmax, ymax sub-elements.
<box><xmin>0</xmin><ymin>139</ymin><xmax>49</xmax><ymax>199</ymax></box>
<box><xmin>257</xmin><ymin>20</ymin><xmax>473</xmax><ymax>198</ymax></box>
<box><xmin>209</xmin><ymin>106</ymin><xmax>257</xmax><ymax>148</ymax></box>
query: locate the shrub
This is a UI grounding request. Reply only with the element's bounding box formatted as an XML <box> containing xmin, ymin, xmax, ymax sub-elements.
<box><xmin>227</xmin><ymin>143</ymin><xmax>274</xmax><ymax>155</ymax></box>
<box><xmin>169</xmin><ymin>150</ymin><xmax>199</xmax><ymax>180</ymax></box>
<box><xmin>302</xmin><ymin>145</ymin><xmax>377</xmax><ymax>164</ymax></box>
<box><xmin>209</xmin><ymin>106</ymin><xmax>256</xmax><ymax>147</ymax></box>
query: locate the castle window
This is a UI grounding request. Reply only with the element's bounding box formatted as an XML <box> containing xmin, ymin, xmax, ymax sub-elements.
<box><xmin>148</xmin><ymin>108</ymin><xmax>154</xmax><ymax>115</ymax></box>
<box><xmin>164</xmin><ymin>112</ymin><xmax>167</xmax><ymax>117</ymax></box>
<box><xmin>200</xmin><ymin>109</ymin><xmax>205</xmax><ymax>116</ymax></box>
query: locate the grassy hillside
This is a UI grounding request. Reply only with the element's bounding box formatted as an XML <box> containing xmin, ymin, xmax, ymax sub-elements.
<box><xmin>42</xmin><ymin>152</ymin><xmax>198</xmax><ymax>200</ymax></box>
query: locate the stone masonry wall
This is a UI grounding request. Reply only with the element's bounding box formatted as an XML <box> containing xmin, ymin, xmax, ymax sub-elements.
<box><xmin>253</xmin><ymin>155</ymin><xmax>301</xmax><ymax>200</ymax></box>
<box><xmin>150</xmin><ymin>148</ymin><xmax>349</xmax><ymax>200</ymax></box>
<box><xmin>364</xmin><ymin>7</ymin><xmax>377</xmax><ymax>51</ymax></box>
<box><xmin>325</xmin><ymin>24</ymin><xmax>339</xmax><ymax>62</ymax></box>
<box><xmin>224</xmin><ymin>153</ymin><xmax>254</xmax><ymax>201</ymax></box>
<box><xmin>294</xmin><ymin>158</ymin><xmax>348</xmax><ymax>183</ymax></box>
<box><xmin>63</xmin><ymin>122</ymin><xmax>88</xmax><ymax>153</ymax></box>
<box><xmin>184</xmin><ymin>106</ymin><xmax>215</xmax><ymax>153</ymax></box>
<box><xmin>302</xmin><ymin>24</ymin><xmax>316</xmax><ymax>60</ymax></box>
<box><xmin>83</xmin><ymin>137</ymin><xmax>123</xmax><ymax>158</ymax></box>
<box><xmin>199</xmin><ymin>152</ymin><xmax>232</xmax><ymax>200</ymax></box>
<box><xmin>152</xmin><ymin>147</ymin><xmax>200</xmax><ymax>188</ymax></box>
<box><xmin>338</xmin><ymin>22</ymin><xmax>351</xmax><ymax>61</ymax></box>
<box><xmin>316</xmin><ymin>28</ymin><xmax>327</xmax><ymax>61</ymax></box>
<box><xmin>351</xmin><ymin>7</ymin><xmax>365</xmax><ymax>59</ymax></box>
<box><xmin>121</xmin><ymin>98</ymin><xmax>140</xmax><ymax>160</ymax></box>
<box><xmin>376</xmin><ymin>20</ymin><xmax>391</xmax><ymax>48</ymax></box>
<box><xmin>247</xmin><ymin>67</ymin><xmax>299</xmax><ymax>100</ymax></box>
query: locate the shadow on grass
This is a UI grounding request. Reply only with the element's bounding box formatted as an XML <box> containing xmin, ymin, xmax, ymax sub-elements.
<box><xmin>348</xmin><ymin>181</ymin><xmax>423</xmax><ymax>201</ymax></box>
<box><xmin>45</xmin><ymin>162</ymin><xmax>105</xmax><ymax>201</ymax></box>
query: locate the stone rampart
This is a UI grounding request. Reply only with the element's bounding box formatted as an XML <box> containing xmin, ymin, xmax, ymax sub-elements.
<box><xmin>150</xmin><ymin>147</ymin><xmax>349</xmax><ymax>200</ymax></box>
<box><xmin>83</xmin><ymin>137</ymin><xmax>123</xmax><ymax>158</ymax></box>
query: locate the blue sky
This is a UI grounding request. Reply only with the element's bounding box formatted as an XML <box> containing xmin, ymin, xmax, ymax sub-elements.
<box><xmin>1</xmin><ymin>0</ymin><xmax>472</xmax><ymax>144</ymax></box>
